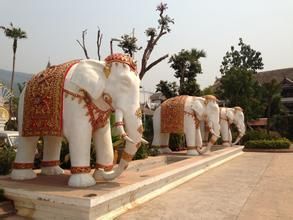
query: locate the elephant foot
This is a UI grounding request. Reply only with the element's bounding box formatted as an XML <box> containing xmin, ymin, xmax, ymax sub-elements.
<box><xmin>68</xmin><ymin>174</ymin><xmax>96</xmax><ymax>188</ymax></box>
<box><xmin>10</xmin><ymin>169</ymin><xmax>36</xmax><ymax>180</ymax></box>
<box><xmin>186</xmin><ymin>149</ymin><xmax>199</xmax><ymax>156</ymax></box>
<box><xmin>159</xmin><ymin>147</ymin><xmax>172</xmax><ymax>154</ymax></box>
<box><xmin>196</xmin><ymin>146</ymin><xmax>211</xmax><ymax>155</ymax></box>
<box><xmin>41</xmin><ymin>166</ymin><xmax>64</xmax><ymax>176</ymax></box>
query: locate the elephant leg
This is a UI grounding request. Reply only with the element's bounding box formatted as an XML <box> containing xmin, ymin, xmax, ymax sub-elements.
<box><xmin>10</xmin><ymin>136</ymin><xmax>39</xmax><ymax>180</ymax></box>
<box><xmin>221</xmin><ymin>121</ymin><xmax>231</xmax><ymax>147</ymax></box>
<box><xmin>92</xmin><ymin>121</ymin><xmax>114</xmax><ymax>181</ymax></box>
<box><xmin>184</xmin><ymin>117</ymin><xmax>199</xmax><ymax>156</ymax></box>
<box><xmin>41</xmin><ymin>136</ymin><xmax>64</xmax><ymax>175</ymax></box>
<box><xmin>228</xmin><ymin>128</ymin><xmax>233</xmax><ymax>146</ymax></box>
<box><xmin>152</xmin><ymin>132</ymin><xmax>171</xmax><ymax>154</ymax></box>
<box><xmin>67</xmin><ymin>132</ymin><xmax>96</xmax><ymax>187</ymax></box>
<box><xmin>152</xmin><ymin>108</ymin><xmax>172</xmax><ymax>153</ymax></box>
<box><xmin>157</xmin><ymin>133</ymin><xmax>172</xmax><ymax>154</ymax></box>
<box><xmin>63</xmin><ymin>97</ymin><xmax>96</xmax><ymax>187</ymax></box>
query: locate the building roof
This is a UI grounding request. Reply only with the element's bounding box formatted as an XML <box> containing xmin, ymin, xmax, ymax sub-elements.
<box><xmin>150</xmin><ymin>92</ymin><xmax>166</xmax><ymax>101</ymax></box>
<box><xmin>256</xmin><ymin>68</ymin><xmax>293</xmax><ymax>84</ymax></box>
<box><xmin>247</xmin><ymin>118</ymin><xmax>268</xmax><ymax>126</ymax></box>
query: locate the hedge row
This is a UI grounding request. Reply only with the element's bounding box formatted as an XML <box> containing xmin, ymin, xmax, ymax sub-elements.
<box><xmin>244</xmin><ymin>138</ymin><xmax>291</xmax><ymax>149</ymax></box>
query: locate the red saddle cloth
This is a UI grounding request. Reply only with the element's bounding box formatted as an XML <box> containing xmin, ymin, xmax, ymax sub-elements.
<box><xmin>22</xmin><ymin>60</ymin><xmax>79</xmax><ymax>137</ymax></box>
<box><xmin>160</xmin><ymin>96</ymin><xmax>188</xmax><ymax>133</ymax></box>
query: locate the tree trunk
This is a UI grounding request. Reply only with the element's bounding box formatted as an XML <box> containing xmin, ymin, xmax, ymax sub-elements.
<box><xmin>9</xmin><ymin>49</ymin><xmax>16</xmax><ymax>118</ymax></box>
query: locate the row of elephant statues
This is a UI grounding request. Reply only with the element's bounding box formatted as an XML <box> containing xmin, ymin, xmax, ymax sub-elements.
<box><xmin>152</xmin><ymin>95</ymin><xmax>245</xmax><ymax>155</ymax></box>
<box><xmin>10</xmin><ymin>54</ymin><xmax>245</xmax><ymax>188</ymax></box>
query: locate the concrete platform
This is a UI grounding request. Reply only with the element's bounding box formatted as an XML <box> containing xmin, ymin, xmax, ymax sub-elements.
<box><xmin>0</xmin><ymin>146</ymin><xmax>243</xmax><ymax>220</ymax></box>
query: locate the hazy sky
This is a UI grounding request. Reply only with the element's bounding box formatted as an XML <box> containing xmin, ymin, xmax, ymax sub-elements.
<box><xmin>0</xmin><ymin>0</ymin><xmax>292</xmax><ymax>92</ymax></box>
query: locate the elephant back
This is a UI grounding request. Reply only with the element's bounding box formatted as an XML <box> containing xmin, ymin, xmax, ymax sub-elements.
<box><xmin>22</xmin><ymin>60</ymin><xmax>79</xmax><ymax>137</ymax></box>
<box><xmin>160</xmin><ymin>95</ymin><xmax>188</xmax><ymax>133</ymax></box>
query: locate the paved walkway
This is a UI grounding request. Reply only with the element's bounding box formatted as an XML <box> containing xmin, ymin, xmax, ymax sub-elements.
<box><xmin>117</xmin><ymin>152</ymin><xmax>293</xmax><ymax>220</ymax></box>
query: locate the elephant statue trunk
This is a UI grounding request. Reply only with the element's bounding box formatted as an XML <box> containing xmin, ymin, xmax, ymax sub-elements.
<box><xmin>197</xmin><ymin>121</ymin><xmax>220</xmax><ymax>154</ymax></box>
<box><xmin>232</xmin><ymin>123</ymin><xmax>246</xmax><ymax>145</ymax></box>
<box><xmin>200</xmin><ymin>130</ymin><xmax>219</xmax><ymax>154</ymax></box>
<box><xmin>101</xmin><ymin>108</ymin><xmax>143</xmax><ymax>180</ymax></box>
<box><xmin>114</xmin><ymin>109</ymin><xmax>136</xmax><ymax>144</ymax></box>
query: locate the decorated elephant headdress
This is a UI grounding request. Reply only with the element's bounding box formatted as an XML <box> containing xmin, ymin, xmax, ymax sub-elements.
<box><xmin>104</xmin><ymin>53</ymin><xmax>137</xmax><ymax>78</ymax></box>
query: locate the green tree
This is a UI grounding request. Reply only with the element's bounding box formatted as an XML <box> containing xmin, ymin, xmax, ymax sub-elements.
<box><xmin>1</xmin><ymin>23</ymin><xmax>27</xmax><ymax>116</ymax></box>
<box><xmin>220</xmin><ymin>38</ymin><xmax>263</xmax><ymax>74</ymax></box>
<box><xmin>217</xmin><ymin>38</ymin><xmax>264</xmax><ymax>120</ymax></box>
<box><xmin>170</xmin><ymin>49</ymin><xmax>206</xmax><ymax>96</ymax></box>
<box><xmin>155</xmin><ymin>80</ymin><xmax>178</xmax><ymax>99</ymax></box>
<box><xmin>201</xmin><ymin>85</ymin><xmax>216</xmax><ymax>96</ymax></box>
<box><xmin>156</xmin><ymin>48</ymin><xmax>206</xmax><ymax>98</ymax></box>
<box><xmin>117</xmin><ymin>33</ymin><xmax>142</xmax><ymax>58</ymax></box>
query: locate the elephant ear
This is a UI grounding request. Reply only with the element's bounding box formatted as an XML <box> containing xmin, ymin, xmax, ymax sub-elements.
<box><xmin>191</xmin><ymin>98</ymin><xmax>205</xmax><ymax>118</ymax></box>
<box><xmin>70</xmin><ymin>59</ymin><xmax>105</xmax><ymax>100</ymax></box>
<box><xmin>227</xmin><ymin>108</ymin><xmax>235</xmax><ymax>122</ymax></box>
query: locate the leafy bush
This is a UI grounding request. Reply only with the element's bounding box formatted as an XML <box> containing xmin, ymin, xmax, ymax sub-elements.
<box><xmin>133</xmin><ymin>143</ymin><xmax>149</xmax><ymax>160</ymax></box>
<box><xmin>169</xmin><ymin>134</ymin><xmax>185</xmax><ymax>151</ymax></box>
<box><xmin>242</xmin><ymin>129</ymin><xmax>281</xmax><ymax>144</ymax></box>
<box><xmin>0</xmin><ymin>146</ymin><xmax>16</xmax><ymax>175</ymax></box>
<box><xmin>245</xmin><ymin>138</ymin><xmax>291</xmax><ymax>149</ymax></box>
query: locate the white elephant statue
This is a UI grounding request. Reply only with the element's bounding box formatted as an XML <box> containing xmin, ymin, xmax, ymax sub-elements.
<box><xmin>152</xmin><ymin>95</ymin><xmax>220</xmax><ymax>155</ymax></box>
<box><xmin>201</xmin><ymin>106</ymin><xmax>246</xmax><ymax>147</ymax></box>
<box><xmin>11</xmin><ymin>53</ymin><xmax>146</xmax><ymax>187</ymax></box>
<box><xmin>219</xmin><ymin>107</ymin><xmax>246</xmax><ymax>146</ymax></box>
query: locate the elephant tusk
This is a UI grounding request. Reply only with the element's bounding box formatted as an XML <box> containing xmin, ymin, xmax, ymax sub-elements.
<box><xmin>141</xmin><ymin>138</ymin><xmax>149</xmax><ymax>144</ymax></box>
<box><xmin>210</xmin><ymin>129</ymin><xmax>220</xmax><ymax>138</ymax></box>
<box><xmin>232</xmin><ymin>133</ymin><xmax>244</xmax><ymax>145</ymax></box>
<box><xmin>122</xmin><ymin>133</ymin><xmax>136</xmax><ymax>144</ymax></box>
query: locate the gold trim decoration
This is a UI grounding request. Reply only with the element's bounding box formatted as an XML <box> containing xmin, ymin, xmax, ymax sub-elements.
<box><xmin>22</xmin><ymin>60</ymin><xmax>80</xmax><ymax>137</ymax></box>
<box><xmin>203</xmin><ymin>95</ymin><xmax>218</xmax><ymax>105</ymax></box>
<box><xmin>121</xmin><ymin>151</ymin><xmax>133</xmax><ymax>162</ymax></box>
<box><xmin>103</xmin><ymin>63</ymin><xmax>111</xmax><ymax>78</ymax></box>
<box><xmin>161</xmin><ymin>96</ymin><xmax>188</xmax><ymax>133</ymax></box>
<box><xmin>41</xmin><ymin>160</ymin><xmax>60</xmax><ymax>167</ymax></box>
<box><xmin>13</xmin><ymin>162</ymin><xmax>34</xmax><ymax>169</ymax></box>
<box><xmin>105</xmin><ymin>53</ymin><xmax>137</xmax><ymax>73</ymax></box>
<box><xmin>64</xmin><ymin>89</ymin><xmax>113</xmax><ymax>132</ymax></box>
<box><xmin>135</xmin><ymin>108</ymin><xmax>142</xmax><ymax>119</ymax></box>
<box><xmin>114</xmin><ymin>121</ymin><xmax>124</xmax><ymax>127</ymax></box>
<box><xmin>137</xmin><ymin>125</ymin><xmax>144</xmax><ymax>134</ymax></box>
<box><xmin>95</xmin><ymin>163</ymin><xmax>114</xmax><ymax>172</ymax></box>
<box><xmin>71</xmin><ymin>166</ymin><xmax>91</xmax><ymax>174</ymax></box>
<box><xmin>210</xmin><ymin>135</ymin><xmax>217</xmax><ymax>144</ymax></box>
<box><xmin>0</xmin><ymin>107</ymin><xmax>9</xmax><ymax>122</ymax></box>
<box><xmin>234</xmin><ymin>106</ymin><xmax>243</xmax><ymax>112</ymax></box>
<box><xmin>187</xmin><ymin>146</ymin><xmax>197</xmax><ymax>150</ymax></box>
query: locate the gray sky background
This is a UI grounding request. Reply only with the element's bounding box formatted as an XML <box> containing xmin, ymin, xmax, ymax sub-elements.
<box><xmin>0</xmin><ymin>0</ymin><xmax>292</xmax><ymax>92</ymax></box>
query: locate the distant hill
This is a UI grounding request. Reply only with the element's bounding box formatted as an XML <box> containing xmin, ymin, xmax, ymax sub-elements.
<box><xmin>0</xmin><ymin>69</ymin><xmax>33</xmax><ymax>95</ymax></box>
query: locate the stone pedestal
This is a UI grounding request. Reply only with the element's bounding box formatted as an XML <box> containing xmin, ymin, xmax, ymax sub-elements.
<box><xmin>0</xmin><ymin>147</ymin><xmax>243</xmax><ymax>219</ymax></box>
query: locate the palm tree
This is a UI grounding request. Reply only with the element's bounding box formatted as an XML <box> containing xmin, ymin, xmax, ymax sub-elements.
<box><xmin>0</xmin><ymin>23</ymin><xmax>27</xmax><ymax>116</ymax></box>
